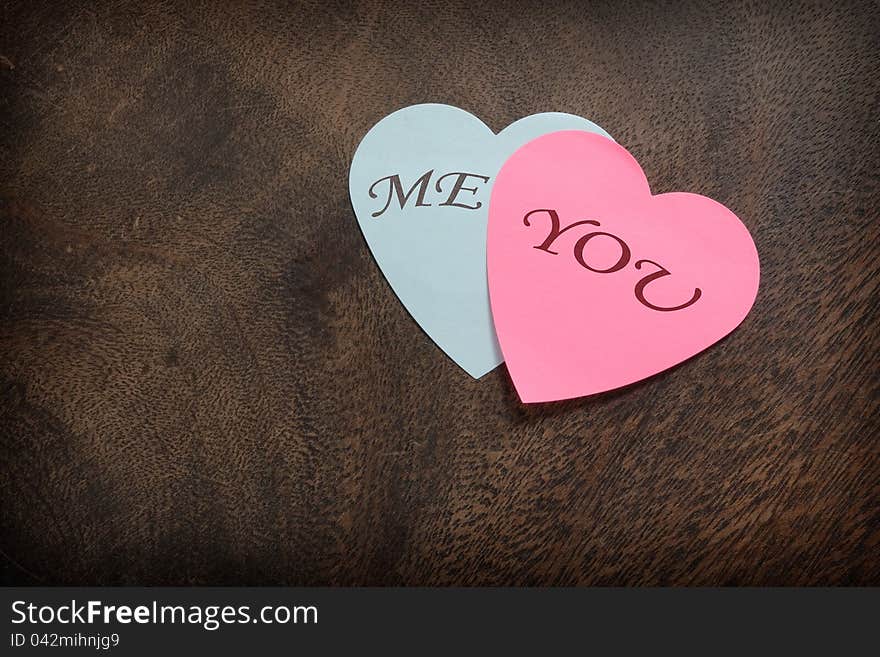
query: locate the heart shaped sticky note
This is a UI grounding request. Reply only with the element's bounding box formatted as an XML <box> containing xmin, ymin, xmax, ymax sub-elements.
<box><xmin>488</xmin><ymin>131</ymin><xmax>760</xmax><ymax>402</ymax></box>
<box><xmin>349</xmin><ymin>104</ymin><xmax>612</xmax><ymax>378</ymax></box>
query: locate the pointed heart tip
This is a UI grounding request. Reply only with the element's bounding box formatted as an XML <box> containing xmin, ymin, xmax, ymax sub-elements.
<box><xmin>509</xmin><ymin>379</ymin><xmax>556</xmax><ymax>404</ymax></box>
<box><xmin>460</xmin><ymin>360</ymin><xmax>503</xmax><ymax>380</ymax></box>
<box><xmin>516</xmin><ymin>391</ymin><xmax>568</xmax><ymax>404</ymax></box>
<box><xmin>509</xmin><ymin>373</ymin><xmax>595</xmax><ymax>404</ymax></box>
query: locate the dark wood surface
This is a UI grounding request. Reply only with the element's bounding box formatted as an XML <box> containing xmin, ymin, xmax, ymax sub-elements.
<box><xmin>1</xmin><ymin>0</ymin><xmax>878</xmax><ymax>586</ymax></box>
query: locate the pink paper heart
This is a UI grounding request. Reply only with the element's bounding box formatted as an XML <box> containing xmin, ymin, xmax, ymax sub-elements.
<box><xmin>487</xmin><ymin>131</ymin><xmax>760</xmax><ymax>403</ymax></box>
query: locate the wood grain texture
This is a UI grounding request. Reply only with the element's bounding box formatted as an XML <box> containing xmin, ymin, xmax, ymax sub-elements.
<box><xmin>1</xmin><ymin>0</ymin><xmax>878</xmax><ymax>586</ymax></box>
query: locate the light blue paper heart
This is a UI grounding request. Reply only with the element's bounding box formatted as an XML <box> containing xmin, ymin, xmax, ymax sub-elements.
<box><xmin>349</xmin><ymin>103</ymin><xmax>612</xmax><ymax>378</ymax></box>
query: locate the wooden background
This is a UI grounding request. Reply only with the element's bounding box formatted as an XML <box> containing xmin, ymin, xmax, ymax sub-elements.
<box><xmin>1</xmin><ymin>0</ymin><xmax>878</xmax><ymax>585</ymax></box>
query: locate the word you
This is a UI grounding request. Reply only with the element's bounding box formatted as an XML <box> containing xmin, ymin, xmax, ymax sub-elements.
<box><xmin>525</xmin><ymin>208</ymin><xmax>702</xmax><ymax>312</ymax></box>
<box><xmin>369</xmin><ymin>170</ymin><xmax>490</xmax><ymax>217</ymax></box>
